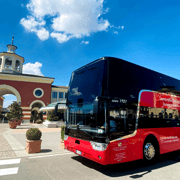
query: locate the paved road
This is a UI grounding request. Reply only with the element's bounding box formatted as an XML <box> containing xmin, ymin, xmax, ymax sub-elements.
<box><xmin>1</xmin><ymin>122</ymin><xmax>180</xmax><ymax>179</ymax></box>
<box><xmin>1</xmin><ymin>150</ymin><xmax>180</xmax><ymax>180</ymax></box>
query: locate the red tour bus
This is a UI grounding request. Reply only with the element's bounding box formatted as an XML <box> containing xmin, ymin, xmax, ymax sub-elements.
<box><xmin>61</xmin><ymin>57</ymin><xmax>180</xmax><ymax>165</ymax></box>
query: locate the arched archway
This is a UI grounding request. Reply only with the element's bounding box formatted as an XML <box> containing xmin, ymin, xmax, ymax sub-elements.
<box><xmin>30</xmin><ymin>100</ymin><xmax>45</xmax><ymax>122</ymax></box>
<box><xmin>30</xmin><ymin>100</ymin><xmax>45</xmax><ymax>109</ymax></box>
<box><xmin>0</xmin><ymin>84</ymin><xmax>21</xmax><ymax>103</ymax></box>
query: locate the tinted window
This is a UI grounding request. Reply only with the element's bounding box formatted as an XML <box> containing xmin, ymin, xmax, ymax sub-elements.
<box><xmin>59</xmin><ymin>92</ymin><xmax>63</xmax><ymax>98</ymax></box>
<box><xmin>138</xmin><ymin>91</ymin><xmax>180</xmax><ymax>128</ymax></box>
<box><xmin>107</xmin><ymin>100</ymin><xmax>138</xmax><ymax>140</ymax></box>
<box><xmin>138</xmin><ymin>106</ymin><xmax>180</xmax><ymax>128</ymax></box>
<box><xmin>68</xmin><ymin>60</ymin><xmax>106</xmax><ymax>104</ymax></box>
<box><xmin>52</xmin><ymin>92</ymin><xmax>57</xmax><ymax>98</ymax></box>
<box><xmin>108</xmin><ymin>57</ymin><xmax>180</xmax><ymax>102</ymax></box>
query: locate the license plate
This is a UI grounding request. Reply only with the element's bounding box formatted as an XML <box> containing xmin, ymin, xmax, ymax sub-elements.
<box><xmin>76</xmin><ymin>150</ymin><xmax>81</xmax><ymax>155</ymax></box>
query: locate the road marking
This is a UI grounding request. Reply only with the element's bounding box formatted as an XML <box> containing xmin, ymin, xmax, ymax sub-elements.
<box><xmin>29</xmin><ymin>153</ymin><xmax>73</xmax><ymax>159</ymax></box>
<box><xmin>0</xmin><ymin>167</ymin><xmax>19</xmax><ymax>176</ymax></box>
<box><xmin>0</xmin><ymin>159</ymin><xmax>21</xmax><ymax>166</ymax></box>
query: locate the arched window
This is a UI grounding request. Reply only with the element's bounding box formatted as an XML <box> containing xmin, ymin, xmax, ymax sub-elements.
<box><xmin>5</xmin><ymin>58</ymin><xmax>12</xmax><ymax>69</ymax></box>
<box><xmin>15</xmin><ymin>60</ymin><xmax>20</xmax><ymax>71</ymax></box>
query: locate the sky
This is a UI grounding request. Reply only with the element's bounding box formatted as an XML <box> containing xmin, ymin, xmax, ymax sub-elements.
<box><xmin>1</xmin><ymin>0</ymin><xmax>180</xmax><ymax>107</ymax></box>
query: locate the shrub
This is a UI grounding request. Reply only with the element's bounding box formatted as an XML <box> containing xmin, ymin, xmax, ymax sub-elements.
<box><xmin>37</xmin><ymin>113</ymin><xmax>43</xmax><ymax>120</ymax></box>
<box><xmin>0</xmin><ymin>112</ymin><xmax>3</xmax><ymax>120</ymax></box>
<box><xmin>47</xmin><ymin>112</ymin><xmax>59</xmax><ymax>121</ymax></box>
<box><xmin>61</xmin><ymin>125</ymin><xmax>65</xmax><ymax>141</ymax></box>
<box><xmin>36</xmin><ymin>119</ymin><xmax>42</xmax><ymax>124</ymax></box>
<box><xmin>26</xmin><ymin>128</ymin><xmax>42</xmax><ymax>140</ymax></box>
<box><xmin>7</xmin><ymin>101</ymin><xmax>23</xmax><ymax>121</ymax></box>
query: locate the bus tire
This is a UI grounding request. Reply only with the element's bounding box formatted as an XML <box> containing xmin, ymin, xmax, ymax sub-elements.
<box><xmin>143</xmin><ymin>139</ymin><xmax>159</xmax><ymax>163</ymax></box>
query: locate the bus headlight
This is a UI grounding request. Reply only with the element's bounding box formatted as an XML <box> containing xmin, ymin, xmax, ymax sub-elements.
<box><xmin>64</xmin><ymin>135</ymin><xmax>68</xmax><ymax>140</ymax></box>
<box><xmin>90</xmin><ymin>141</ymin><xmax>108</xmax><ymax>151</ymax></box>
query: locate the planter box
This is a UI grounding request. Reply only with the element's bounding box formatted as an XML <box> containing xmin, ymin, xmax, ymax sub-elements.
<box><xmin>60</xmin><ymin>140</ymin><xmax>65</xmax><ymax>149</ymax></box>
<box><xmin>26</xmin><ymin>140</ymin><xmax>42</xmax><ymax>153</ymax></box>
<box><xmin>8</xmin><ymin>121</ymin><xmax>17</xmax><ymax>129</ymax></box>
<box><xmin>16</xmin><ymin>120</ymin><xmax>21</xmax><ymax>125</ymax></box>
<box><xmin>43</xmin><ymin>120</ymin><xmax>58</xmax><ymax>128</ymax></box>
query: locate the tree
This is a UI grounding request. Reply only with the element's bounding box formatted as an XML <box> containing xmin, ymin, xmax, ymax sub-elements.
<box><xmin>7</xmin><ymin>101</ymin><xmax>23</xmax><ymax>121</ymax></box>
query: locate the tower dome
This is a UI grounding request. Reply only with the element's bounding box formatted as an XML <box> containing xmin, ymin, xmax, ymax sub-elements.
<box><xmin>0</xmin><ymin>35</ymin><xmax>24</xmax><ymax>74</ymax></box>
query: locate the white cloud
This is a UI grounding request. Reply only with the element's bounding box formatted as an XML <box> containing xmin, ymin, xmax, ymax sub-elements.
<box><xmin>20</xmin><ymin>16</ymin><xmax>49</xmax><ymax>40</ymax></box>
<box><xmin>20</xmin><ymin>0</ymin><xmax>111</xmax><ymax>43</ymax></box>
<box><xmin>81</xmin><ymin>41</ymin><xmax>89</xmax><ymax>45</ymax></box>
<box><xmin>71</xmin><ymin>87</ymin><xmax>82</xmax><ymax>96</ymax></box>
<box><xmin>23</xmin><ymin>62</ymin><xmax>44</xmax><ymax>76</ymax></box>
<box><xmin>51</xmin><ymin>32</ymin><xmax>73</xmax><ymax>43</ymax></box>
<box><xmin>3</xmin><ymin>94</ymin><xmax>11</xmax><ymax>97</ymax></box>
<box><xmin>36</xmin><ymin>28</ymin><xmax>49</xmax><ymax>40</ymax></box>
<box><xmin>113</xmin><ymin>31</ymin><xmax>118</xmax><ymax>34</ymax></box>
<box><xmin>3</xmin><ymin>100</ymin><xmax>15</xmax><ymax>108</ymax></box>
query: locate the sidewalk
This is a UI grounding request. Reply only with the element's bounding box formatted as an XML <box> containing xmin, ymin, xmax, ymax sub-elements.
<box><xmin>0</xmin><ymin>123</ymin><xmax>68</xmax><ymax>160</ymax></box>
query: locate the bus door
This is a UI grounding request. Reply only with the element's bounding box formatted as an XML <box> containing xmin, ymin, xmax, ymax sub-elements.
<box><xmin>139</xmin><ymin>91</ymin><xmax>180</xmax><ymax>153</ymax></box>
<box><xmin>108</xmin><ymin>100</ymin><xmax>140</xmax><ymax>163</ymax></box>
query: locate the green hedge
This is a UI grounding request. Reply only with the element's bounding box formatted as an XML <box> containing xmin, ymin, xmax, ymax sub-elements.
<box><xmin>61</xmin><ymin>125</ymin><xmax>65</xmax><ymax>141</ymax></box>
<box><xmin>26</xmin><ymin>128</ymin><xmax>42</xmax><ymax>140</ymax></box>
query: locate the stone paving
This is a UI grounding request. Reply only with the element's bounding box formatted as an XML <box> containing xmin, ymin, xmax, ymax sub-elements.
<box><xmin>0</xmin><ymin>122</ymin><xmax>65</xmax><ymax>159</ymax></box>
<box><xmin>0</xmin><ymin>124</ymin><xmax>17</xmax><ymax>159</ymax></box>
<box><xmin>0</xmin><ymin>134</ymin><xmax>16</xmax><ymax>158</ymax></box>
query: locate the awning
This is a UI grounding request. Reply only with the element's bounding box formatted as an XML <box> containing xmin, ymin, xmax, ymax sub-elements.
<box><xmin>39</xmin><ymin>100</ymin><xmax>67</xmax><ymax>112</ymax></box>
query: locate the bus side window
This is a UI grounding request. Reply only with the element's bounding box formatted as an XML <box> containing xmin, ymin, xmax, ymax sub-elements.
<box><xmin>169</xmin><ymin>113</ymin><xmax>173</xmax><ymax>119</ymax></box>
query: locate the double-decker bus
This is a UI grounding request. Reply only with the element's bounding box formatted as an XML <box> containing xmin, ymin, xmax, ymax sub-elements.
<box><xmin>62</xmin><ymin>57</ymin><xmax>180</xmax><ymax>165</ymax></box>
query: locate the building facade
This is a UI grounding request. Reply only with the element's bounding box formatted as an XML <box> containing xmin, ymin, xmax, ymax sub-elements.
<box><xmin>51</xmin><ymin>85</ymin><xmax>68</xmax><ymax>103</ymax></box>
<box><xmin>0</xmin><ymin>41</ymin><xmax>67</xmax><ymax>122</ymax></box>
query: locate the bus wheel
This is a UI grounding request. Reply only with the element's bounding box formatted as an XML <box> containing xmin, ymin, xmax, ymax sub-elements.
<box><xmin>143</xmin><ymin>141</ymin><xmax>157</xmax><ymax>162</ymax></box>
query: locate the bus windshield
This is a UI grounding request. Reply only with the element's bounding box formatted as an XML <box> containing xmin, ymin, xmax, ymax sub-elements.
<box><xmin>67</xmin><ymin>60</ymin><xmax>106</xmax><ymax>104</ymax></box>
<box><xmin>67</xmin><ymin>60</ymin><xmax>106</xmax><ymax>134</ymax></box>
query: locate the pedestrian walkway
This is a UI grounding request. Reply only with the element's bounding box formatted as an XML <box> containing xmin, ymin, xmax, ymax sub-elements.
<box><xmin>0</xmin><ymin>158</ymin><xmax>21</xmax><ymax>177</ymax></box>
<box><xmin>0</xmin><ymin>124</ymin><xmax>16</xmax><ymax>159</ymax></box>
<box><xmin>0</xmin><ymin>123</ymin><xmax>67</xmax><ymax>160</ymax></box>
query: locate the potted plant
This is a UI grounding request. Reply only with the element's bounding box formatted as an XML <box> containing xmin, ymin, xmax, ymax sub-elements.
<box><xmin>47</xmin><ymin>112</ymin><xmax>59</xmax><ymax>121</ymax></box>
<box><xmin>36</xmin><ymin>119</ymin><xmax>43</xmax><ymax>124</ymax></box>
<box><xmin>60</xmin><ymin>125</ymin><xmax>65</xmax><ymax>149</ymax></box>
<box><xmin>26</xmin><ymin>128</ymin><xmax>42</xmax><ymax>153</ymax></box>
<box><xmin>30</xmin><ymin>116</ymin><xmax>33</xmax><ymax>123</ymax></box>
<box><xmin>7</xmin><ymin>101</ymin><xmax>23</xmax><ymax>128</ymax></box>
<box><xmin>7</xmin><ymin>112</ymin><xmax>17</xmax><ymax>129</ymax></box>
